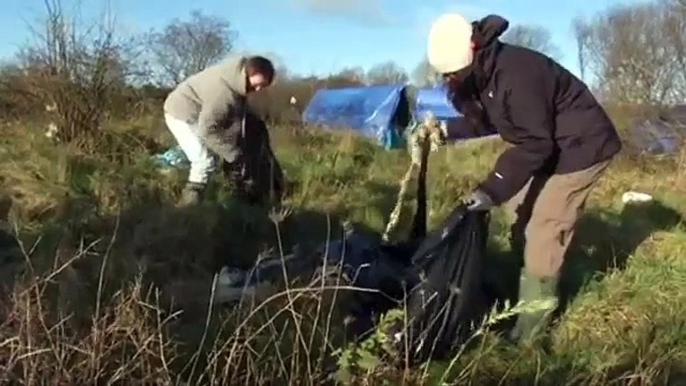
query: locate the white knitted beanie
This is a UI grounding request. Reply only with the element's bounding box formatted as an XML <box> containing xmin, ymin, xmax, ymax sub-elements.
<box><xmin>427</xmin><ymin>13</ymin><xmax>474</xmax><ymax>74</ymax></box>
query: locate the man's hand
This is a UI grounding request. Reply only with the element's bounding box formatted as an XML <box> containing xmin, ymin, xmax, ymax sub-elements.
<box><xmin>235</xmin><ymin>180</ymin><xmax>263</xmax><ymax>205</ymax></box>
<box><xmin>465</xmin><ymin>189</ymin><xmax>494</xmax><ymax>211</ymax></box>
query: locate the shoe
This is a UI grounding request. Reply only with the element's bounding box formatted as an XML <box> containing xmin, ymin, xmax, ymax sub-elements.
<box><xmin>177</xmin><ymin>182</ymin><xmax>206</xmax><ymax>207</ymax></box>
<box><xmin>509</xmin><ymin>271</ymin><xmax>559</xmax><ymax>344</ymax></box>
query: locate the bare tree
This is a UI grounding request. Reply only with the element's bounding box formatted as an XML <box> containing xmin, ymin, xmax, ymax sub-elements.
<box><xmin>325</xmin><ymin>66</ymin><xmax>366</xmax><ymax>88</ymax></box>
<box><xmin>0</xmin><ymin>64</ymin><xmax>39</xmax><ymax>119</ymax></box>
<box><xmin>665</xmin><ymin>0</ymin><xmax>686</xmax><ymax>83</ymax></box>
<box><xmin>147</xmin><ymin>10</ymin><xmax>238</xmax><ymax>86</ymax></box>
<box><xmin>18</xmin><ymin>0</ymin><xmax>141</xmax><ymax>148</ymax></box>
<box><xmin>366</xmin><ymin>61</ymin><xmax>408</xmax><ymax>85</ymax></box>
<box><xmin>571</xmin><ymin>16</ymin><xmax>591</xmax><ymax>82</ymax></box>
<box><xmin>411</xmin><ymin>59</ymin><xmax>441</xmax><ymax>88</ymax></box>
<box><xmin>501</xmin><ymin>24</ymin><xmax>561</xmax><ymax>60</ymax></box>
<box><xmin>574</xmin><ymin>0</ymin><xmax>686</xmax><ymax>105</ymax></box>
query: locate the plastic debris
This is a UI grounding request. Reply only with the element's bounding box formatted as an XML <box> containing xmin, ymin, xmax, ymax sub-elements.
<box><xmin>209</xmin><ymin>125</ymin><xmax>494</xmax><ymax>364</ymax></box>
<box><xmin>622</xmin><ymin>191</ymin><xmax>653</xmax><ymax>204</ymax></box>
<box><xmin>153</xmin><ymin>146</ymin><xmax>190</xmax><ymax>168</ymax></box>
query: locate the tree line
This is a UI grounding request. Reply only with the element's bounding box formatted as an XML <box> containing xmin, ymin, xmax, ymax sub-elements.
<box><xmin>0</xmin><ymin>0</ymin><xmax>683</xmax><ymax>149</ymax></box>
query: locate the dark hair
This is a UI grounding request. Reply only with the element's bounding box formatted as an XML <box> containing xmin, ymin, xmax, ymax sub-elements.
<box><xmin>246</xmin><ymin>56</ymin><xmax>276</xmax><ymax>83</ymax></box>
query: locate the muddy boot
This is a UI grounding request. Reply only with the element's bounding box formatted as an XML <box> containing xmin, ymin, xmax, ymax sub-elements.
<box><xmin>177</xmin><ymin>182</ymin><xmax>206</xmax><ymax>207</ymax></box>
<box><xmin>509</xmin><ymin>271</ymin><xmax>559</xmax><ymax>345</ymax></box>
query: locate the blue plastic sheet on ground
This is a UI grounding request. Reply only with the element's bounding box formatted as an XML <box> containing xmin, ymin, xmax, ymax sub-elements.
<box><xmin>301</xmin><ymin>84</ymin><xmax>410</xmax><ymax>149</ymax></box>
<box><xmin>153</xmin><ymin>145</ymin><xmax>189</xmax><ymax>168</ymax></box>
<box><xmin>627</xmin><ymin>105</ymin><xmax>685</xmax><ymax>155</ymax></box>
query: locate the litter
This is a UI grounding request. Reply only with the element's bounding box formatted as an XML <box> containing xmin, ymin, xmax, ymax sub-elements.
<box><xmin>392</xmin><ymin>203</ymin><xmax>491</xmax><ymax>363</ymax></box>
<box><xmin>211</xmin><ymin>117</ymin><xmax>494</xmax><ymax>363</ymax></box>
<box><xmin>622</xmin><ymin>191</ymin><xmax>653</xmax><ymax>204</ymax></box>
<box><xmin>153</xmin><ymin>146</ymin><xmax>189</xmax><ymax>168</ymax></box>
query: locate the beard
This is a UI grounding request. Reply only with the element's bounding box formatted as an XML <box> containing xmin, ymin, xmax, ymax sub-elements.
<box><xmin>445</xmin><ymin>65</ymin><xmax>478</xmax><ymax>101</ymax></box>
<box><xmin>444</xmin><ymin>65</ymin><xmax>491</xmax><ymax>136</ymax></box>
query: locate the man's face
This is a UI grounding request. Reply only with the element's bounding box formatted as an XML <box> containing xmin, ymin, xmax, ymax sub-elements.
<box><xmin>442</xmin><ymin>71</ymin><xmax>461</xmax><ymax>88</ymax></box>
<box><xmin>247</xmin><ymin>72</ymin><xmax>271</xmax><ymax>93</ymax></box>
<box><xmin>442</xmin><ymin>65</ymin><xmax>476</xmax><ymax>96</ymax></box>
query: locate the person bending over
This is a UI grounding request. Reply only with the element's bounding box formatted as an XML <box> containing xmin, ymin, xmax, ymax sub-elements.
<box><xmin>163</xmin><ymin>54</ymin><xmax>278</xmax><ymax>206</ymax></box>
<box><xmin>426</xmin><ymin>13</ymin><xmax>622</xmax><ymax>343</ymax></box>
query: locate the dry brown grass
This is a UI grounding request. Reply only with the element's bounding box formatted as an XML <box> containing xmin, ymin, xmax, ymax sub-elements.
<box><xmin>0</xmin><ymin>114</ymin><xmax>685</xmax><ymax>384</ymax></box>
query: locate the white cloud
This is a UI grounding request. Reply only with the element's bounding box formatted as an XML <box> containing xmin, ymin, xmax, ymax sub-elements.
<box><xmin>291</xmin><ymin>0</ymin><xmax>397</xmax><ymax>25</ymax></box>
<box><xmin>412</xmin><ymin>2</ymin><xmax>528</xmax><ymax>39</ymax></box>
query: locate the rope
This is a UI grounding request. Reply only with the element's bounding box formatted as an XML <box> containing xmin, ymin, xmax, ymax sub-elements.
<box><xmin>382</xmin><ymin>113</ymin><xmax>446</xmax><ymax>242</ymax></box>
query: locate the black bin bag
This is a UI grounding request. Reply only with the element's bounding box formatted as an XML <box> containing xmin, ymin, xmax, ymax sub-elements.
<box><xmin>339</xmin><ymin>204</ymin><xmax>492</xmax><ymax>364</ymax></box>
<box><xmin>392</xmin><ymin>205</ymin><xmax>491</xmax><ymax>363</ymax></box>
<box><xmin>340</xmin><ymin>145</ymin><xmax>494</xmax><ymax>364</ymax></box>
<box><xmin>220</xmin><ymin>137</ymin><xmax>494</xmax><ymax>365</ymax></box>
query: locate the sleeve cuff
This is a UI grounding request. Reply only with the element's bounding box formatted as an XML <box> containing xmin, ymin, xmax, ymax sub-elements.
<box><xmin>478</xmin><ymin>172</ymin><xmax>515</xmax><ymax>206</ymax></box>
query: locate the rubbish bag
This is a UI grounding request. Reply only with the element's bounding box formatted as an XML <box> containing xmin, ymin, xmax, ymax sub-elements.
<box><xmin>213</xmin><ymin>123</ymin><xmax>493</xmax><ymax>363</ymax></box>
<box><xmin>339</xmin><ymin>129</ymin><xmax>493</xmax><ymax>361</ymax></box>
<box><xmin>221</xmin><ymin>110</ymin><xmax>285</xmax><ymax>205</ymax></box>
<box><xmin>392</xmin><ymin>204</ymin><xmax>491</xmax><ymax>363</ymax></box>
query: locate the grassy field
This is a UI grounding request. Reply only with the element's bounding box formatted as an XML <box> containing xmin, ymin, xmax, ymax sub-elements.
<box><xmin>0</xmin><ymin>112</ymin><xmax>685</xmax><ymax>385</ymax></box>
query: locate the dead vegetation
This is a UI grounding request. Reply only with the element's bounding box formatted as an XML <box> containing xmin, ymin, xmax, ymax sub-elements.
<box><xmin>0</xmin><ymin>0</ymin><xmax>685</xmax><ymax>384</ymax></box>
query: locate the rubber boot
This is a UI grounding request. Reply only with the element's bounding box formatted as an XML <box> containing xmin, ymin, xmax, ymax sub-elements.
<box><xmin>509</xmin><ymin>271</ymin><xmax>559</xmax><ymax>345</ymax></box>
<box><xmin>177</xmin><ymin>182</ymin><xmax>206</xmax><ymax>207</ymax></box>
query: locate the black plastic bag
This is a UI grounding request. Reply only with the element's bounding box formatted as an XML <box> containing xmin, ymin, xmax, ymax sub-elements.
<box><xmin>218</xmin><ymin>130</ymin><xmax>493</xmax><ymax>363</ymax></box>
<box><xmin>340</xmin><ymin>134</ymin><xmax>493</xmax><ymax>362</ymax></box>
<box><xmin>221</xmin><ymin>109</ymin><xmax>286</xmax><ymax>205</ymax></box>
<box><xmin>393</xmin><ymin>204</ymin><xmax>491</xmax><ymax>363</ymax></box>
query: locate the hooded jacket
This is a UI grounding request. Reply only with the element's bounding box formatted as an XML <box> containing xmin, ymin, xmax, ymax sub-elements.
<box><xmin>460</xmin><ymin>15</ymin><xmax>622</xmax><ymax>205</ymax></box>
<box><xmin>164</xmin><ymin>55</ymin><xmax>249</xmax><ymax>164</ymax></box>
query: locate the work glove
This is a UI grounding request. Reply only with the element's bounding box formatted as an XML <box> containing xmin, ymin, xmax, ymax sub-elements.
<box><xmin>465</xmin><ymin>189</ymin><xmax>494</xmax><ymax>211</ymax></box>
<box><xmin>235</xmin><ymin>182</ymin><xmax>262</xmax><ymax>206</ymax></box>
<box><xmin>221</xmin><ymin>161</ymin><xmax>257</xmax><ymax>204</ymax></box>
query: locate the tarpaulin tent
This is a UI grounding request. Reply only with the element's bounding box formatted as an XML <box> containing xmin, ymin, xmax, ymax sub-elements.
<box><xmin>413</xmin><ymin>85</ymin><xmax>498</xmax><ymax>141</ymax></box>
<box><xmin>301</xmin><ymin>84</ymin><xmax>411</xmax><ymax>149</ymax></box>
<box><xmin>626</xmin><ymin>105</ymin><xmax>686</xmax><ymax>155</ymax></box>
<box><xmin>413</xmin><ymin>85</ymin><xmax>460</xmax><ymax>122</ymax></box>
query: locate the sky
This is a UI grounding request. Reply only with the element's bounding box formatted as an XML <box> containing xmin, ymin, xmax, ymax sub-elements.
<box><xmin>0</xmin><ymin>0</ymin><xmax>648</xmax><ymax>81</ymax></box>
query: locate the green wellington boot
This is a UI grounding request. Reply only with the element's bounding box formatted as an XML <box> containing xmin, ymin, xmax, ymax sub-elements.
<box><xmin>509</xmin><ymin>271</ymin><xmax>559</xmax><ymax>345</ymax></box>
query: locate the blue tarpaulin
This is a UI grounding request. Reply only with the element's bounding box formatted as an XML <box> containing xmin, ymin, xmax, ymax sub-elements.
<box><xmin>413</xmin><ymin>86</ymin><xmax>498</xmax><ymax>141</ymax></box>
<box><xmin>627</xmin><ymin>106</ymin><xmax>685</xmax><ymax>155</ymax></box>
<box><xmin>413</xmin><ymin>85</ymin><xmax>460</xmax><ymax>121</ymax></box>
<box><xmin>301</xmin><ymin>84</ymin><xmax>410</xmax><ymax>149</ymax></box>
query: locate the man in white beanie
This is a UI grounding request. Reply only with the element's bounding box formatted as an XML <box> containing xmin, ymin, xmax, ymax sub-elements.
<box><xmin>426</xmin><ymin>13</ymin><xmax>622</xmax><ymax>344</ymax></box>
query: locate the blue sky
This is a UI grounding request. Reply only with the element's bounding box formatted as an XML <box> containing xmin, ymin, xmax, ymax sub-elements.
<box><xmin>1</xmin><ymin>0</ymin><xmax>646</xmax><ymax>80</ymax></box>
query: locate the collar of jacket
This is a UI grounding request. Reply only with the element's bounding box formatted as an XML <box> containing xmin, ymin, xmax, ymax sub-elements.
<box><xmin>223</xmin><ymin>55</ymin><xmax>249</xmax><ymax>97</ymax></box>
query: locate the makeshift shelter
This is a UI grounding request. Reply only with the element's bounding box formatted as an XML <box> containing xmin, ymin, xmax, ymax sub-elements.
<box><xmin>626</xmin><ymin>105</ymin><xmax>686</xmax><ymax>155</ymax></box>
<box><xmin>301</xmin><ymin>84</ymin><xmax>411</xmax><ymax>149</ymax></box>
<box><xmin>413</xmin><ymin>85</ymin><xmax>498</xmax><ymax>141</ymax></box>
<box><xmin>413</xmin><ymin>85</ymin><xmax>460</xmax><ymax>122</ymax></box>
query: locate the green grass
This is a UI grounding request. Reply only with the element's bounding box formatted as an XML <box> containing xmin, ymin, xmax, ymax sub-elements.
<box><xmin>0</xmin><ymin>113</ymin><xmax>685</xmax><ymax>385</ymax></box>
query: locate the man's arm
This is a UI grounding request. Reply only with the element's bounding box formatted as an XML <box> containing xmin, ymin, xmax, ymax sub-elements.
<box><xmin>477</xmin><ymin>70</ymin><xmax>556</xmax><ymax>206</ymax></box>
<box><xmin>195</xmin><ymin>90</ymin><xmax>244</xmax><ymax>165</ymax></box>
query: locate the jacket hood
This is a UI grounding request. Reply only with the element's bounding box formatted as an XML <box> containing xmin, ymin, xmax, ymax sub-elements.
<box><xmin>219</xmin><ymin>55</ymin><xmax>248</xmax><ymax>96</ymax></box>
<box><xmin>471</xmin><ymin>15</ymin><xmax>509</xmax><ymax>50</ymax></box>
<box><xmin>471</xmin><ymin>15</ymin><xmax>509</xmax><ymax>89</ymax></box>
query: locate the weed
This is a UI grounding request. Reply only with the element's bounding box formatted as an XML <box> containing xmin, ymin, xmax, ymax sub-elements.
<box><xmin>0</xmin><ymin>115</ymin><xmax>685</xmax><ymax>384</ymax></box>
